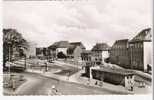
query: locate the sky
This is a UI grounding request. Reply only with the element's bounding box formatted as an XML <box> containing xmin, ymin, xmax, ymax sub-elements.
<box><xmin>3</xmin><ymin>0</ymin><xmax>152</xmax><ymax>50</ymax></box>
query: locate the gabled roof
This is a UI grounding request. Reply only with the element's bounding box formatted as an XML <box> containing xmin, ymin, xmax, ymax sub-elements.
<box><xmin>130</xmin><ymin>28</ymin><xmax>152</xmax><ymax>42</ymax></box>
<box><xmin>67</xmin><ymin>42</ymin><xmax>85</xmax><ymax>54</ymax></box>
<box><xmin>92</xmin><ymin>43</ymin><xmax>110</xmax><ymax>51</ymax></box>
<box><xmin>48</xmin><ymin>41</ymin><xmax>69</xmax><ymax>49</ymax></box>
<box><xmin>82</xmin><ymin>50</ymin><xmax>92</xmax><ymax>54</ymax></box>
<box><xmin>67</xmin><ymin>45</ymin><xmax>76</xmax><ymax>54</ymax></box>
<box><xmin>70</xmin><ymin>42</ymin><xmax>86</xmax><ymax>49</ymax></box>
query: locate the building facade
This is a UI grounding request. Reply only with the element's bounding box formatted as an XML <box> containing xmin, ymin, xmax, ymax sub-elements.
<box><xmin>81</xmin><ymin>50</ymin><xmax>94</xmax><ymax>67</ymax></box>
<box><xmin>67</xmin><ymin>42</ymin><xmax>86</xmax><ymax>64</ymax></box>
<box><xmin>36</xmin><ymin>47</ymin><xmax>49</xmax><ymax>59</ymax></box>
<box><xmin>110</xmin><ymin>28</ymin><xmax>152</xmax><ymax>71</ymax></box>
<box><xmin>91</xmin><ymin>43</ymin><xmax>110</xmax><ymax>65</ymax></box>
<box><xmin>129</xmin><ymin>28</ymin><xmax>152</xmax><ymax>71</ymax></box>
<box><xmin>110</xmin><ymin>39</ymin><xmax>130</xmax><ymax>68</ymax></box>
<box><xmin>48</xmin><ymin>41</ymin><xmax>69</xmax><ymax>59</ymax></box>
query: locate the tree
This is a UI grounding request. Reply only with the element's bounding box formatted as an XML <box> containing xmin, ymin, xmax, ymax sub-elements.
<box><xmin>3</xmin><ymin>28</ymin><xmax>29</xmax><ymax>67</ymax></box>
<box><xmin>57</xmin><ymin>52</ymin><xmax>67</xmax><ymax>59</ymax></box>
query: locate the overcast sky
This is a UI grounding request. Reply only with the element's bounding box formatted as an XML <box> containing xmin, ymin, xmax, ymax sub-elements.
<box><xmin>3</xmin><ymin>0</ymin><xmax>152</xmax><ymax>49</ymax></box>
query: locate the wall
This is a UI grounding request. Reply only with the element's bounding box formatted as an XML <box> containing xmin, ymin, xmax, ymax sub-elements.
<box><xmin>74</xmin><ymin>46</ymin><xmax>83</xmax><ymax>65</ymax></box>
<box><xmin>130</xmin><ymin>42</ymin><xmax>144</xmax><ymax>70</ymax></box>
<box><xmin>102</xmin><ymin>51</ymin><xmax>109</xmax><ymax>63</ymax></box>
<box><xmin>110</xmin><ymin>50</ymin><xmax>130</xmax><ymax>68</ymax></box>
<box><xmin>143</xmin><ymin>42</ymin><xmax>152</xmax><ymax>71</ymax></box>
<box><xmin>91</xmin><ymin>69</ymin><xmax>126</xmax><ymax>86</ymax></box>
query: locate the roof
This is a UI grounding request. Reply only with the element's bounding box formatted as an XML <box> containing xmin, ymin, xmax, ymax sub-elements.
<box><xmin>112</xmin><ymin>39</ymin><xmax>129</xmax><ymax>47</ymax></box>
<box><xmin>82</xmin><ymin>50</ymin><xmax>92</xmax><ymax>54</ymax></box>
<box><xmin>67</xmin><ymin>42</ymin><xmax>86</xmax><ymax>54</ymax></box>
<box><xmin>130</xmin><ymin>28</ymin><xmax>152</xmax><ymax>42</ymax></box>
<box><xmin>70</xmin><ymin>42</ymin><xmax>86</xmax><ymax>49</ymax></box>
<box><xmin>49</xmin><ymin>41</ymin><xmax>69</xmax><ymax>49</ymax></box>
<box><xmin>92</xmin><ymin>43</ymin><xmax>110</xmax><ymax>51</ymax></box>
<box><xmin>67</xmin><ymin>45</ymin><xmax>77</xmax><ymax>54</ymax></box>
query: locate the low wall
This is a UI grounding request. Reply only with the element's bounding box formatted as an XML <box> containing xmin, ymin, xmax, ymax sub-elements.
<box><xmin>92</xmin><ymin>69</ymin><xmax>125</xmax><ymax>86</ymax></box>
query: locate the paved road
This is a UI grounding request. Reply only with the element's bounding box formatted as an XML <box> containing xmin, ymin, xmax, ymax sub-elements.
<box><xmin>14</xmin><ymin>72</ymin><xmax>129</xmax><ymax>95</ymax></box>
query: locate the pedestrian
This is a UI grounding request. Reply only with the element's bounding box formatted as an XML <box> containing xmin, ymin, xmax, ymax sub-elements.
<box><xmin>130</xmin><ymin>80</ymin><xmax>134</xmax><ymax>91</ymax></box>
<box><xmin>12</xmin><ymin>78</ymin><xmax>16</xmax><ymax>91</ymax></box>
<box><xmin>95</xmin><ymin>81</ymin><xmax>98</xmax><ymax>85</ymax></box>
<box><xmin>49</xmin><ymin>85</ymin><xmax>59</xmax><ymax>95</ymax></box>
<box><xmin>45</xmin><ymin>62</ymin><xmax>48</xmax><ymax>72</ymax></box>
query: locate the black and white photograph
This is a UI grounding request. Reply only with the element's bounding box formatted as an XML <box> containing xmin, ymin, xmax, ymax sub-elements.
<box><xmin>2</xmin><ymin>0</ymin><xmax>153</xmax><ymax>97</ymax></box>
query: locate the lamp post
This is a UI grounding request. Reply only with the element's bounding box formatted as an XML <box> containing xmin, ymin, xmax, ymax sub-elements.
<box><xmin>7</xmin><ymin>38</ymin><xmax>12</xmax><ymax>78</ymax></box>
<box><xmin>24</xmin><ymin>55</ymin><xmax>27</xmax><ymax>69</ymax></box>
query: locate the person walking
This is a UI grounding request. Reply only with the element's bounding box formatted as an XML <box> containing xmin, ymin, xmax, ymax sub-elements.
<box><xmin>45</xmin><ymin>62</ymin><xmax>48</xmax><ymax>72</ymax></box>
<box><xmin>48</xmin><ymin>85</ymin><xmax>61</xmax><ymax>95</ymax></box>
<box><xmin>130</xmin><ymin>79</ymin><xmax>134</xmax><ymax>91</ymax></box>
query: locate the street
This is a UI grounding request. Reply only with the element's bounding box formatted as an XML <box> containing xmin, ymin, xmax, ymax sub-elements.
<box><xmin>3</xmin><ymin>59</ymin><xmax>152</xmax><ymax>95</ymax></box>
<box><xmin>12</xmin><ymin>72</ymin><xmax>129</xmax><ymax>95</ymax></box>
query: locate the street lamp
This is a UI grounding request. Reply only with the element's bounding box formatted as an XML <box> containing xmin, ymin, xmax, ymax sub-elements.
<box><xmin>8</xmin><ymin>43</ymin><xmax>11</xmax><ymax>75</ymax></box>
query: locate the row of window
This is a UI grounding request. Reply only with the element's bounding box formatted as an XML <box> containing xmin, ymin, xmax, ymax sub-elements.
<box><xmin>112</xmin><ymin>43</ymin><xmax>143</xmax><ymax>50</ymax></box>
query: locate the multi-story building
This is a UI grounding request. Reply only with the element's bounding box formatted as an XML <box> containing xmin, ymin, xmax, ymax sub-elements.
<box><xmin>110</xmin><ymin>28</ymin><xmax>152</xmax><ymax>72</ymax></box>
<box><xmin>81</xmin><ymin>50</ymin><xmax>93</xmax><ymax>66</ymax></box>
<box><xmin>91</xmin><ymin>43</ymin><xmax>110</xmax><ymax>65</ymax></box>
<box><xmin>129</xmin><ymin>28</ymin><xmax>152</xmax><ymax>71</ymax></box>
<box><xmin>110</xmin><ymin>39</ymin><xmax>130</xmax><ymax>68</ymax></box>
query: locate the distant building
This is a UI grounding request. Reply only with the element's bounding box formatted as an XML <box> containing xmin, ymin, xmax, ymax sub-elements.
<box><xmin>26</xmin><ymin>42</ymin><xmax>36</xmax><ymax>58</ymax></box>
<box><xmin>67</xmin><ymin>42</ymin><xmax>85</xmax><ymax>59</ymax></box>
<box><xmin>66</xmin><ymin>42</ymin><xmax>86</xmax><ymax>65</ymax></box>
<box><xmin>48</xmin><ymin>41</ymin><xmax>86</xmax><ymax>61</ymax></box>
<box><xmin>36</xmin><ymin>47</ymin><xmax>48</xmax><ymax>59</ymax></box>
<box><xmin>129</xmin><ymin>28</ymin><xmax>152</xmax><ymax>71</ymax></box>
<box><xmin>48</xmin><ymin>41</ymin><xmax>69</xmax><ymax>59</ymax></box>
<box><xmin>91</xmin><ymin>43</ymin><xmax>110</xmax><ymax>65</ymax></box>
<box><xmin>81</xmin><ymin>50</ymin><xmax>94</xmax><ymax>67</ymax></box>
<box><xmin>48</xmin><ymin>45</ymin><xmax>57</xmax><ymax>60</ymax></box>
<box><xmin>110</xmin><ymin>39</ymin><xmax>130</xmax><ymax>68</ymax></box>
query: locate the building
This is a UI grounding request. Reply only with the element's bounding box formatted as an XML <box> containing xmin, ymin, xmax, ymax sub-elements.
<box><xmin>129</xmin><ymin>28</ymin><xmax>152</xmax><ymax>71</ymax></box>
<box><xmin>49</xmin><ymin>41</ymin><xmax>69</xmax><ymax>58</ymax></box>
<box><xmin>81</xmin><ymin>50</ymin><xmax>94</xmax><ymax>67</ymax></box>
<box><xmin>91</xmin><ymin>43</ymin><xmax>110</xmax><ymax>65</ymax></box>
<box><xmin>36</xmin><ymin>47</ymin><xmax>49</xmax><ymax>59</ymax></box>
<box><xmin>67</xmin><ymin>42</ymin><xmax>86</xmax><ymax>64</ymax></box>
<box><xmin>48</xmin><ymin>45</ymin><xmax>57</xmax><ymax>60</ymax></box>
<box><xmin>26</xmin><ymin>42</ymin><xmax>36</xmax><ymax>58</ymax></box>
<box><xmin>110</xmin><ymin>39</ymin><xmax>130</xmax><ymax>68</ymax></box>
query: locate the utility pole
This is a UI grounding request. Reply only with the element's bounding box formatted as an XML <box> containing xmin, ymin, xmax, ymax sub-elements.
<box><xmin>9</xmin><ymin>44</ymin><xmax>11</xmax><ymax>76</ymax></box>
<box><xmin>25</xmin><ymin>55</ymin><xmax>26</xmax><ymax>69</ymax></box>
